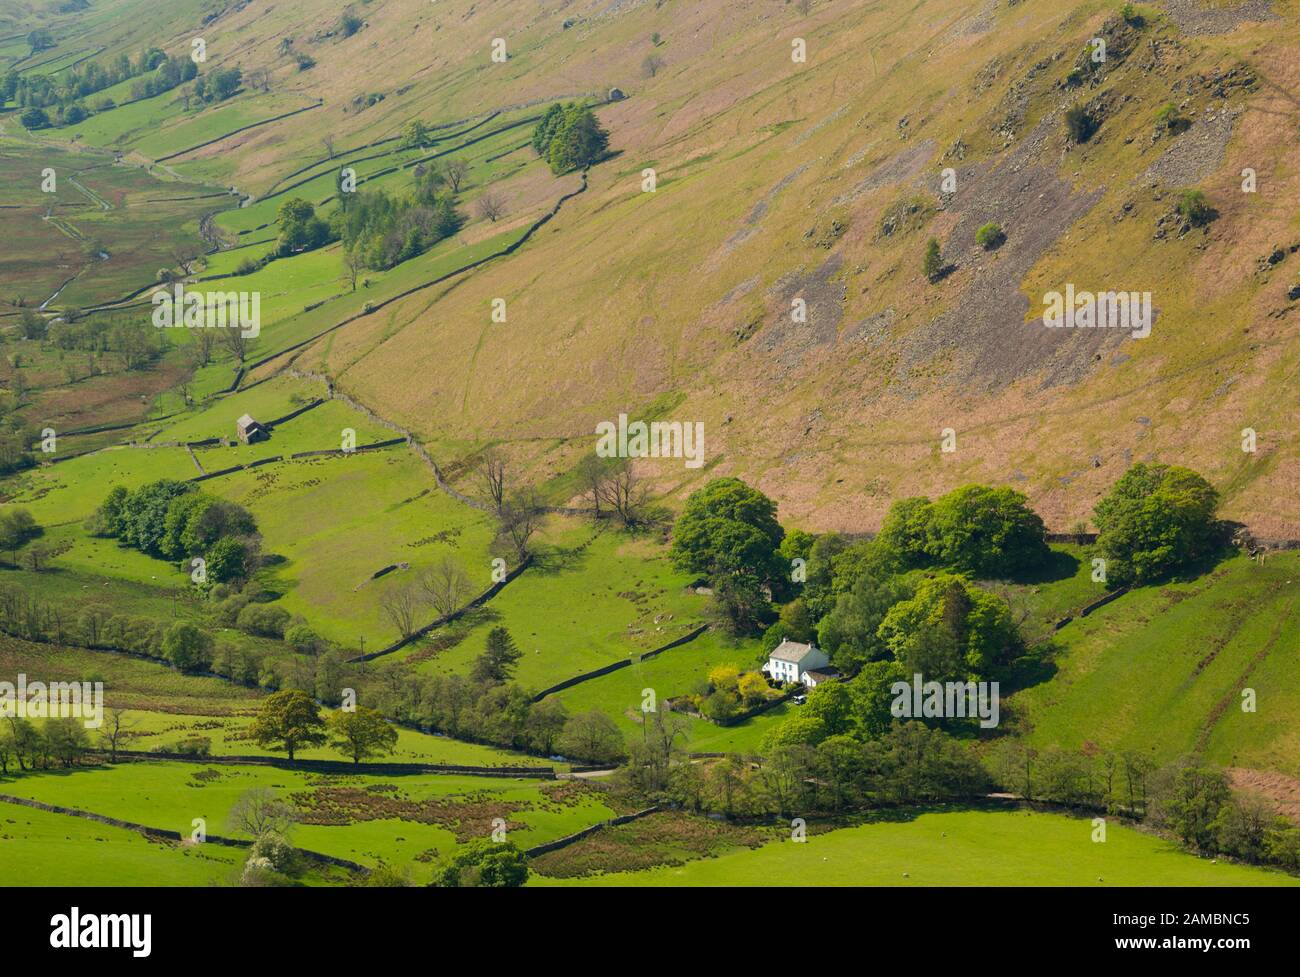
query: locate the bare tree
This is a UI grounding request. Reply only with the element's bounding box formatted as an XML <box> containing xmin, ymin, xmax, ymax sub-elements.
<box><xmin>247</xmin><ymin>67</ymin><xmax>271</xmax><ymax>93</ymax></box>
<box><xmin>598</xmin><ymin>458</ymin><xmax>650</xmax><ymax>526</ymax></box>
<box><xmin>475</xmin><ymin>190</ymin><xmax>506</xmax><ymax>222</ymax></box>
<box><xmin>498</xmin><ymin>488</ymin><xmax>542</xmax><ymax>562</ymax></box>
<box><xmin>443</xmin><ymin>158</ymin><xmax>469</xmax><ymax>193</ymax></box>
<box><xmin>171</xmin><ymin>244</ymin><xmax>201</xmax><ymax>277</ymax></box>
<box><xmin>190</xmin><ymin>327</ymin><xmax>215</xmax><ymax>368</ymax></box>
<box><xmin>101</xmin><ymin>708</ymin><xmax>135</xmax><ymax>763</ymax></box>
<box><xmin>419</xmin><ymin>556</ymin><xmax>473</xmax><ymax>620</ymax></box>
<box><xmin>642</xmin><ymin>54</ymin><xmax>666</xmax><ymax>78</ymax></box>
<box><xmin>575</xmin><ymin>454</ymin><xmax>610</xmax><ymax>518</ymax></box>
<box><xmin>321</xmin><ymin>134</ymin><xmax>336</xmax><ymax>159</ymax></box>
<box><xmin>480</xmin><ymin>448</ymin><xmax>507</xmax><ymax>511</ymax></box>
<box><xmin>221</xmin><ymin>327</ymin><xmax>253</xmax><ymax>365</ymax></box>
<box><xmin>228</xmin><ymin>787</ymin><xmax>297</xmax><ymax>839</ymax></box>
<box><xmin>380</xmin><ymin>581</ymin><xmax>421</xmax><ymax>639</ymax></box>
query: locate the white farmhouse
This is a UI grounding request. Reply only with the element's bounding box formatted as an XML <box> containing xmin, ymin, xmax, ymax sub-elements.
<box><xmin>763</xmin><ymin>639</ymin><xmax>832</xmax><ymax>688</ymax></box>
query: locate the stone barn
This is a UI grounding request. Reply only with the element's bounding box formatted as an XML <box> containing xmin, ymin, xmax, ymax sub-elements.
<box><xmin>235</xmin><ymin>414</ymin><xmax>268</xmax><ymax>444</ymax></box>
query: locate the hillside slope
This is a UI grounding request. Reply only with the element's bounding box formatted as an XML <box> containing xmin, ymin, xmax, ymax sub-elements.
<box><xmin>4</xmin><ymin>0</ymin><xmax>1297</xmax><ymax>535</ymax></box>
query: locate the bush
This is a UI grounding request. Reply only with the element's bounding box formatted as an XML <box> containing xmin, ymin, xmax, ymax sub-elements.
<box><xmin>975</xmin><ymin>222</ymin><xmax>1005</xmax><ymax>250</ymax></box>
<box><xmin>1064</xmin><ymin>105</ymin><xmax>1097</xmax><ymax>143</ymax></box>
<box><xmin>214</xmin><ymin>592</ymin><xmax>251</xmax><ymax>627</ymax></box>
<box><xmin>172</xmin><ymin>735</ymin><xmax>211</xmax><ymax>756</ymax></box>
<box><xmin>236</xmin><ymin>603</ymin><xmax>291</xmax><ymax>639</ymax></box>
<box><xmin>922</xmin><ymin>237</ymin><xmax>944</xmax><ymax>282</ymax></box>
<box><xmin>1154</xmin><ymin>103</ymin><xmax>1188</xmax><ymax>134</ymax></box>
<box><xmin>1176</xmin><ymin>188</ymin><xmax>1213</xmax><ymax>226</ymax></box>
<box><xmin>284</xmin><ymin>624</ymin><xmax>324</xmax><ymax>654</ymax></box>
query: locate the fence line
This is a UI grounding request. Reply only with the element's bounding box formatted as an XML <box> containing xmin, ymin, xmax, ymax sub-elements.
<box><xmin>345</xmin><ymin>555</ymin><xmax>535</xmax><ymax>663</ymax></box>
<box><xmin>523</xmin><ymin>806</ymin><xmax>661</xmax><ymax>858</ymax></box>
<box><xmin>530</xmin><ymin>625</ymin><xmax>711</xmax><ymax>703</ymax></box>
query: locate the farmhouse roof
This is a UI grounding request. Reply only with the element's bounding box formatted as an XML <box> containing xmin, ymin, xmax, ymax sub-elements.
<box><xmin>803</xmin><ymin>668</ymin><xmax>841</xmax><ymax>682</ymax></box>
<box><xmin>237</xmin><ymin>414</ymin><xmax>261</xmax><ymax>429</ymax></box>
<box><xmin>770</xmin><ymin>639</ymin><xmax>821</xmax><ymax>664</ymax></box>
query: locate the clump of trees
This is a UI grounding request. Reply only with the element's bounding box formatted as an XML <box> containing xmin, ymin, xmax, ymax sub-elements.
<box><xmin>192</xmin><ymin>66</ymin><xmax>241</xmax><ymax>104</ymax></box>
<box><xmin>988</xmin><ymin>746</ymin><xmax>1300</xmax><ymax>871</ymax></box>
<box><xmin>436</xmin><ymin>839</ymin><xmax>529</xmax><ymax>887</ymax></box>
<box><xmin>874</xmin><ymin>484</ymin><xmax>1051</xmax><ymax>578</ymax></box>
<box><xmin>532</xmin><ymin>102</ymin><xmax>610</xmax><ymax>174</ymax></box>
<box><xmin>0</xmin><ymin>508</ymin><xmax>41</xmax><ymax>564</ymax></box>
<box><xmin>330</xmin><ymin>164</ymin><xmax>462</xmax><ymax>271</ymax></box>
<box><xmin>5</xmin><ymin>47</ymin><xmax>199</xmax><ymax>127</ymax></box>
<box><xmin>1093</xmin><ymin>462</ymin><xmax>1220</xmax><ymax>584</ymax></box>
<box><xmin>623</xmin><ymin>720</ymin><xmax>988</xmax><ymax>818</ymax></box>
<box><xmin>86</xmin><ymin>480</ymin><xmax>260</xmax><ymax>584</ymax></box>
<box><xmin>276</xmin><ymin>198</ymin><xmax>332</xmax><ymax>256</ymax></box>
<box><xmin>0</xmin><ymin>716</ymin><xmax>92</xmax><ymax>773</ymax></box>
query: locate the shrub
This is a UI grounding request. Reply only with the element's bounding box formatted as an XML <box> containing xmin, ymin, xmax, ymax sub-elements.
<box><xmin>1176</xmin><ymin>188</ymin><xmax>1213</xmax><ymax>226</ymax></box>
<box><xmin>236</xmin><ymin>603</ymin><xmax>291</xmax><ymax>639</ymax></box>
<box><xmin>284</xmin><ymin>624</ymin><xmax>324</xmax><ymax>654</ymax></box>
<box><xmin>1154</xmin><ymin>103</ymin><xmax>1189</xmax><ymax>134</ymax></box>
<box><xmin>1064</xmin><ymin>105</ymin><xmax>1097</xmax><ymax>143</ymax></box>
<box><xmin>172</xmin><ymin>735</ymin><xmax>211</xmax><ymax>756</ymax></box>
<box><xmin>922</xmin><ymin>237</ymin><xmax>944</xmax><ymax>281</ymax></box>
<box><xmin>975</xmin><ymin>222</ymin><xmax>1005</xmax><ymax>250</ymax></box>
<box><xmin>340</xmin><ymin>12</ymin><xmax>363</xmax><ymax>37</ymax></box>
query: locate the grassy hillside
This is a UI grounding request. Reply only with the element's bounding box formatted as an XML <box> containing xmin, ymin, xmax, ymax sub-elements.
<box><xmin>534</xmin><ymin>807</ymin><xmax>1300</xmax><ymax>886</ymax></box>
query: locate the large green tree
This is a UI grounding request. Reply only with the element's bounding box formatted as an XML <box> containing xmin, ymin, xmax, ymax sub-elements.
<box><xmin>1093</xmin><ymin>463</ymin><xmax>1219</xmax><ymax>585</ymax></box>
<box><xmin>876</xmin><ymin>485</ymin><xmax>1049</xmax><ymax>578</ymax></box>
<box><xmin>249</xmin><ymin>690</ymin><xmax>327</xmax><ymax>761</ymax></box>
<box><xmin>328</xmin><ymin>707</ymin><xmax>398</xmax><ymax>764</ymax></box>
<box><xmin>670</xmin><ymin>477</ymin><xmax>784</xmax><ymax>581</ymax></box>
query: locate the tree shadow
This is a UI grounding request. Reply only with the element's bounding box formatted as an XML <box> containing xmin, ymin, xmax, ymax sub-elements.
<box><xmin>1004</xmin><ymin>548</ymin><xmax>1081</xmax><ymax>586</ymax></box>
<box><xmin>998</xmin><ymin>636</ymin><xmax>1062</xmax><ymax>696</ymax></box>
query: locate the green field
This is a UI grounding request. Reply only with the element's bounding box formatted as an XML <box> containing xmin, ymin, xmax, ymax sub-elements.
<box><xmin>1011</xmin><ymin>551</ymin><xmax>1300</xmax><ymax>777</ymax></box>
<box><xmin>0</xmin><ymin>800</ymin><xmax>250</xmax><ymax>886</ymax></box>
<box><xmin>2</xmin><ymin>761</ymin><xmax>616</xmax><ymax>883</ymax></box>
<box><xmin>536</xmin><ymin>808</ymin><xmax>1300</xmax><ymax>887</ymax></box>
